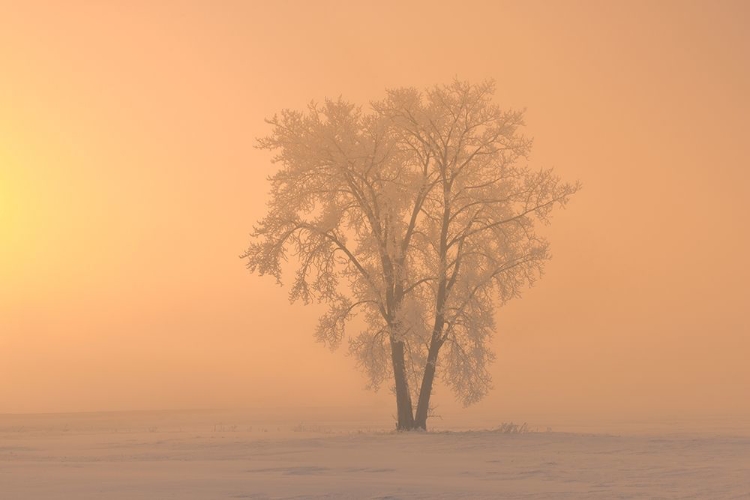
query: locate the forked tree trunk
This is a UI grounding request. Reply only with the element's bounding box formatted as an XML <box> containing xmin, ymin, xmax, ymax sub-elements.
<box><xmin>414</xmin><ymin>339</ymin><xmax>442</xmax><ymax>430</ymax></box>
<box><xmin>390</xmin><ymin>340</ymin><xmax>415</xmax><ymax>430</ymax></box>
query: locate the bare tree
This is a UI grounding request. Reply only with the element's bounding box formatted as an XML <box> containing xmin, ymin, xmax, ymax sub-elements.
<box><xmin>376</xmin><ymin>81</ymin><xmax>579</xmax><ymax>428</ymax></box>
<box><xmin>242</xmin><ymin>99</ymin><xmax>432</xmax><ymax>429</ymax></box>
<box><xmin>242</xmin><ymin>80</ymin><xmax>579</xmax><ymax>430</ymax></box>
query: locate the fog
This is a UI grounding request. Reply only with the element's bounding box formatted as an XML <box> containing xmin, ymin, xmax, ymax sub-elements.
<box><xmin>2</xmin><ymin>0</ymin><xmax>749</xmax><ymax>431</ymax></box>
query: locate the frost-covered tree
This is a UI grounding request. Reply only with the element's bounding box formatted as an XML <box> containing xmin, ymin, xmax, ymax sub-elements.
<box><xmin>242</xmin><ymin>80</ymin><xmax>579</xmax><ymax>430</ymax></box>
<box><xmin>242</xmin><ymin>98</ymin><xmax>433</xmax><ymax>429</ymax></box>
<box><xmin>375</xmin><ymin>81</ymin><xmax>580</xmax><ymax>428</ymax></box>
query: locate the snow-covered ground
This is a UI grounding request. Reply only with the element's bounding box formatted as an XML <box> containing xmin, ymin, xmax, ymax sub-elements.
<box><xmin>1</xmin><ymin>410</ymin><xmax>748</xmax><ymax>499</ymax></box>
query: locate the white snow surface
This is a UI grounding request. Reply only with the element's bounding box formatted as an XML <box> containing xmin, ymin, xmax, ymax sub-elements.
<box><xmin>1</xmin><ymin>410</ymin><xmax>749</xmax><ymax>499</ymax></box>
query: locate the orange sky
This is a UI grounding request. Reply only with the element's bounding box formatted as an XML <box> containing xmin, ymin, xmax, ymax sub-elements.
<box><xmin>1</xmin><ymin>1</ymin><xmax>748</xmax><ymax>422</ymax></box>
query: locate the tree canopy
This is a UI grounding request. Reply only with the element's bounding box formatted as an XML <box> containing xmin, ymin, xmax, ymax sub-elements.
<box><xmin>243</xmin><ymin>80</ymin><xmax>579</xmax><ymax>430</ymax></box>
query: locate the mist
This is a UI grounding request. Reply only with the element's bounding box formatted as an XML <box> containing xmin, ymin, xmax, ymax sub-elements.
<box><xmin>1</xmin><ymin>2</ymin><xmax>749</xmax><ymax>497</ymax></box>
<box><xmin>3</xmin><ymin>0</ymin><xmax>748</xmax><ymax>423</ymax></box>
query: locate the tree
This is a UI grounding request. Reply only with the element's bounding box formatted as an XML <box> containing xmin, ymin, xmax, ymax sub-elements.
<box><xmin>242</xmin><ymin>80</ymin><xmax>579</xmax><ymax>430</ymax></box>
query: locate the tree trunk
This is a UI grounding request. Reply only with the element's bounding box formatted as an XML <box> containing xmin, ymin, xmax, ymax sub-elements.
<box><xmin>414</xmin><ymin>339</ymin><xmax>441</xmax><ymax>430</ymax></box>
<box><xmin>390</xmin><ymin>339</ymin><xmax>415</xmax><ymax>430</ymax></box>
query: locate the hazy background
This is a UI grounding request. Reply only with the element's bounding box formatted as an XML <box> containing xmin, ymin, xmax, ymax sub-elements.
<box><xmin>1</xmin><ymin>0</ymin><xmax>748</xmax><ymax>425</ymax></box>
